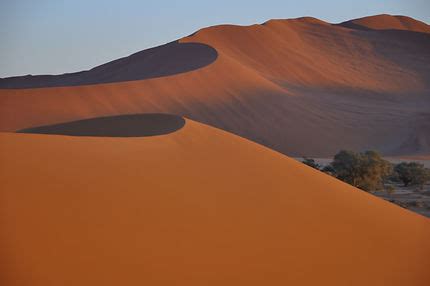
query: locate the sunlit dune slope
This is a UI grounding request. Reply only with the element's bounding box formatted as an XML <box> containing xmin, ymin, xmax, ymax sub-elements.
<box><xmin>1</xmin><ymin>14</ymin><xmax>429</xmax><ymax>157</ymax></box>
<box><xmin>1</xmin><ymin>118</ymin><xmax>429</xmax><ymax>286</ymax></box>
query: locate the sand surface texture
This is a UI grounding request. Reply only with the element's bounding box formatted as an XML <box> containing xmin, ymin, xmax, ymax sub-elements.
<box><xmin>1</xmin><ymin>118</ymin><xmax>430</xmax><ymax>285</ymax></box>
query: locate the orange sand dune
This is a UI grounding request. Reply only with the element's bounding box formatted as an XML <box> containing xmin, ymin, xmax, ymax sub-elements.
<box><xmin>339</xmin><ymin>14</ymin><xmax>430</xmax><ymax>33</ymax></box>
<box><xmin>1</xmin><ymin>15</ymin><xmax>430</xmax><ymax>157</ymax></box>
<box><xmin>1</xmin><ymin>119</ymin><xmax>429</xmax><ymax>286</ymax></box>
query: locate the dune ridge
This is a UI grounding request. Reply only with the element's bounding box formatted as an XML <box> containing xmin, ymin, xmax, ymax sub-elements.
<box><xmin>0</xmin><ymin>14</ymin><xmax>429</xmax><ymax>157</ymax></box>
<box><xmin>0</xmin><ymin>42</ymin><xmax>218</xmax><ymax>88</ymax></box>
<box><xmin>1</xmin><ymin>118</ymin><xmax>430</xmax><ymax>285</ymax></box>
<box><xmin>339</xmin><ymin>14</ymin><xmax>430</xmax><ymax>33</ymax></box>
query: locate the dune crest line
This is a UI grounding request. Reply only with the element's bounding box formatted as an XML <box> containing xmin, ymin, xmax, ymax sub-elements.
<box><xmin>0</xmin><ymin>42</ymin><xmax>218</xmax><ymax>89</ymax></box>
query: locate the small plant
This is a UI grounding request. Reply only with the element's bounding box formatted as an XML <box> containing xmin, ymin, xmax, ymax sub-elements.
<box><xmin>302</xmin><ymin>157</ymin><xmax>321</xmax><ymax>170</ymax></box>
<box><xmin>322</xmin><ymin>164</ymin><xmax>336</xmax><ymax>176</ymax></box>
<box><xmin>385</xmin><ymin>185</ymin><xmax>395</xmax><ymax>195</ymax></box>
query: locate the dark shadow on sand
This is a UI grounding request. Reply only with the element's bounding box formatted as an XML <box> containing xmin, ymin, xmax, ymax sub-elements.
<box><xmin>335</xmin><ymin>22</ymin><xmax>374</xmax><ymax>31</ymax></box>
<box><xmin>17</xmin><ymin>114</ymin><xmax>186</xmax><ymax>137</ymax></box>
<box><xmin>0</xmin><ymin>41</ymin><xmax>218</xmax><ymax>89</ymax></box>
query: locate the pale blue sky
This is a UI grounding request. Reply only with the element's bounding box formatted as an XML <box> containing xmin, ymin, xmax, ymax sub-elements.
<box><xmin>1</xmin><ymin>0</ymin><xmax>429</xmax><ymax>77</ymax></box>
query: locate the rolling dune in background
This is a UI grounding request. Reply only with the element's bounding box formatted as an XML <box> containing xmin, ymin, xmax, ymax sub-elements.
<box><xmin>1</xmin><ymin>14</ymin><xmax>429</xmax><ymax>157</ymax></box>
<box><xmin>339</xmin><ymin>14</ymin><xmax>430</xmax><ymax>33</ymax></box>
<box><xmin>1</xmin><ymin>118</ymin><xmax>429</xmax><ymax>286</ymax></box>
<box><xmin>0</xmin><ymin>42</ymin><xmax>218</xmax><ymax>88</ymax></box>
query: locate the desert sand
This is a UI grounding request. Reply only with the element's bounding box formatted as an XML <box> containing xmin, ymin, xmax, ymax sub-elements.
<box><xmin>1</xmin><ymin>14</ymin><xmax>430</xmax><ymax>285</ymax></box>
<box><xmin>1</xmin><ymin>117</ymin><xmax>430</xmax><ymax>285</ymax></box>
<box><xmin>1</xmin><ymin>14</ymin><xmax>429</xmax><ymax>157</ymax></box>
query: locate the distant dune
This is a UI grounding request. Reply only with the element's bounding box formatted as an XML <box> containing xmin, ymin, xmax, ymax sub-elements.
<box><xmin>0</xmin><ymin>42</ymin><xmax>217</xmax><ymax>88</ymax></box>
<box><xmin>1</xmin><ymin>119</ymin><xmax>429</xmax><ymax>285</ymax></box>
<box><xmin>1</xmin><ymin>14</ymin><xmax>429</xmax><ymax>157</ymax></box>
<box><xmin>339</xmin><ymin>14</ymin><xmax>430</xmax><ymax>33</ymax></box>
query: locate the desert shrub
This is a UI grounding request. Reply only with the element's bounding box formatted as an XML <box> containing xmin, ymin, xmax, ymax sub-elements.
<box><xmin>385</xmin><ymin>185</ymin><xmax>396</xmax><ymax>195</ymax></box>
<box><xmin>394</xmin><ymin>162</ymin><xmax>430</xmax><ymax>189</ymax></box>
<box><xmin>322</xmin><ymin>164</ymin><xmax>336</xmax><ymax>176</ymax></box>
<box><xmin>386</xmin><ymin>170</ymin><xmax>401</xmax><ymax>183</ymax></box>
<box><xmin>330</xmin><ymin>150</ymin><xmax>392</xmax><ymax>192</ymax></box>
<box><xmin>302</xmin><ymin>157</ymin><xmax>321</xmax><ymax>170</ymax></box>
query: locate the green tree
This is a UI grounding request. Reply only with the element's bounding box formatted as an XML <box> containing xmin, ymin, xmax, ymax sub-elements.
<box><xmin>330</xmin><ymin>150</ymin><xmax>392</xmax><ymax>192</ymax></box>
<box><xmin>394</xmin><ymin>162</ymin><xmax>430</xmax><ymax>189</ymax></box>
<box><xmin>331</xmin><ymin>150</ymin><xmax>363</xmax><ymax>187</ymax></box>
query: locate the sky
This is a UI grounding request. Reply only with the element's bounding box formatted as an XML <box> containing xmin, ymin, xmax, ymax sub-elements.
<box><xmin>1</xmin><ymin>0</ymin><xmax>429</xmax><ymax>77</ymax></box>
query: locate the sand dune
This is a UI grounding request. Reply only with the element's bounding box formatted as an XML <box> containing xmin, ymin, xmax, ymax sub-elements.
<box><xmin>0</xmin><ymin>14</ymin><xmax>429</xmax><ymax>157</ymax></box>
<box><xmin>339</xmin><ymin>14</ymin><xmax>430</xmax><ymax>33</ymax></box>
<box><xmin>0</xmin><ymin>42</ymin><xmax>218</xmax><ymax>88</ymax></box>
<box><xmin>1</xmin><ymin>119</ymin><xmax>429</xmax><ymax>285</ymax></box>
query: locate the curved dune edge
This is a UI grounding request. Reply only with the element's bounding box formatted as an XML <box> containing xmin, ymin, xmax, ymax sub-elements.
<box><xmin>17</xmin><ymin>113</ymin><xmax>186</xmax><ymax>137</ymax></box>
<box><xmin>0</xmin><ymin>42</ymin><xmax>218</xmax><ymax>89</ymax></box>
<box><xmin>1</xmin><ymin>119</ymin><xmax>429</xmax><ymax>286</ymax></box>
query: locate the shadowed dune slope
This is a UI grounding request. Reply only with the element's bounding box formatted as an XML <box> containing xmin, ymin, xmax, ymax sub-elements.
<box><xmin>0</xmin><ymin>42</ymin><xmax>218</xmax><ymax>88</ymax></box>
<box><xmin>1</xmin><ymin>119</ymin><xmax>430</xmax><ymax>286</ymax></box>
<box><xmin>18</xmin><ymin>113</ymin><xmax>186</xmax><ymax>137</ymax></box>
<box><xmin>1</xmin><ymin>15</ymin><xmax>429</xmax><ymax>157</ymax></box>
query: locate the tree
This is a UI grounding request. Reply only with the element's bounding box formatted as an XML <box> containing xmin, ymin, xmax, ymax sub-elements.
<box><xmin>394</xmin><ymin>162</ymin><xmax>430</xmax><ymax>189</ymax></box>
<box><xmin>330</xmin><ymin>150</ymin><xmax>392</xmax><ymax>192</ymax></box>
<box><xmin>331</xmin><ymin>150</ymin><xmax>363</xmax><ymax>187</ymax></box>
<box><xmin>359</xmin><ymin>150</ymin><xmax>393</xmax><ymax>192</ymax></box>
<box><xmin>302</xmin><ymin>157</ymin><xmax>321</xmax><ymax>170</ymax></box>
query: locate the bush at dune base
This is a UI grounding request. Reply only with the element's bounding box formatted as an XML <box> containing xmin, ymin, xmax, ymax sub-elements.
<box><xmin>302</xmin><ymin>150</ymin><xmax>430</xmax><ymax>192</ymax></box>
